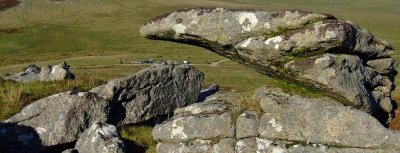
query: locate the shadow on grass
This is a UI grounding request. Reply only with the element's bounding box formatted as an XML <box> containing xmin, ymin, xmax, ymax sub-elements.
<box><xmin>0</xmin><ymin>0</ymin><xmax>20</xmax><ymax>11</ymax></box>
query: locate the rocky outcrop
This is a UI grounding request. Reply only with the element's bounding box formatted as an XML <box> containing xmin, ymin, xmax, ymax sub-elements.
<box><xmin>3</xmin><ymin>62</ymin><xmax>75</xmax><ymax>83</ymax></box>
<box><xmin>0</xmin><ymin>62</ymin><xmax>204</xmax><ymax>153</ymax></box>
<box><xmin>153</xmin><ymin>86</ymin><xmax>400</xmax><ymax>153</ymax></box>
<box><xmin>140</xmin><ymin>8</ymin><xmax>397</xmax><ymax>120</ymax></box>
<box><xmin>71</xmin><ymin>122</ymin><xmax>126</xmax><ymax>153</ymax></box>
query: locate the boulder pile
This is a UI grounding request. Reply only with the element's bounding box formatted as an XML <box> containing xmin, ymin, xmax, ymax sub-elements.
<box><xmin>3</xmin><ymin>62</ymin><xmax>75</xmax><ymax>83</ymax></box>
<box><xmin>140</xmin><ymin>8</ymin><xmax>397</xmax><ymax>122</ymax></box>
<box><xmin>0</xmin><ymin>62</ymin><xmax>204</xmax><ymax>153</ymax></box>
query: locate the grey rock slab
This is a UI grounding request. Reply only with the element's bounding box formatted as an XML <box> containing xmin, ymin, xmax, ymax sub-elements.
<box><xmin>74</xmin><ymin>122</ymin><xmax>126</xmax><ymax>153</ymax></box>
<box><xmin>141</xmin><ymin>8</ymin><xmax>397</xmax><ymax>119</ymax></box>
<box><xmin>2</xmin><ymin>92</ymin><xmax>110</xmax><ymax>148</ymax></box>
<box><xmin>258</xmin><ymin>101</ymin><xmax>400</xmax><ymax>150</ymax></box>
<box><xmin>236</xmin><ymin>111</ymin><xmax>259</xmax><ymax>139</ymax></box>
<box><xmin>285</xmin><ymin>53</ymin><xmax>393</xmax><ymax>114</ymax></box>
<box><xmin>153</xmin><ymin>112</ymin><xmax>234</xmax><ymax>143</ymax></box>
<box><xmin>90</xmin><ymin>62</ymin><xmax>204</xmax><ymax>125</ymax></box>
<box><xmin>156</xmin><ymin>142</ymin><xmax>213</xmax><ymax>153</ymax></box>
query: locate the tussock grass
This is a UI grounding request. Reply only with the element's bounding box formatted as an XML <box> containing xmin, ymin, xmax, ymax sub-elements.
<box><xmin>120</xmin><ymin>125</ymin><xmax>157</xmax><ymax>153</ymax></box>
<box><xmin>0</xmin><ymin>74</ymin><xmax>105</xmax><ymax>120</ymax></box>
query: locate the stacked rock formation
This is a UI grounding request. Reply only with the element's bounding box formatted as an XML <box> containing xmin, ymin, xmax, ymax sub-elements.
<box><xmin>153</xmin><ymin>86</ymin><xmax>400</xmax><ymax>153</ymax></box>
<box><xmin>3</xmin><ymin>62</ymin><xmax>75</xmax><ymax>83</ymax></box>
<box><xmin>140</xmin><ymin>8</ymin><xmax>397</xmax><ymax>122</ymax></box>
<box><xmin>0</xmin><ymin>62</ymin><xmax>204</xmax><ymax>153</ymax></box>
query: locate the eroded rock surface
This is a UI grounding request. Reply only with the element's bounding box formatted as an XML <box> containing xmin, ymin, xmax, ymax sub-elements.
<box><xmin>153</xmin><ymin>86</ymin><xmax>400</xmax><ymax>153</ymax></box>
<box><xmin>141</xmin><ymin>8</ymin><xmax>397</xmax><ymax>119</ymax></box>
<box><xmin>3</xmin><ymin>62</ymin><xmax>75</xmax><ymax>83</ymax></box>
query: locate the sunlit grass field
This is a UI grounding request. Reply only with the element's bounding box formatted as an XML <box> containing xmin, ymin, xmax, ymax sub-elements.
<box><xmin>1</xmin><ymin>0</ymin><xmax>399</xmax><ymax>152</ymax></box>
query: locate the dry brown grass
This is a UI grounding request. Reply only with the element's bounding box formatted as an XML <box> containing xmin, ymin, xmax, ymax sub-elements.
<box><xmin>389</xmin><ymin>95</ymin><xmax>400</xmax><ymax>130</ymax></box>
<box><xmin>236</xmin><ymin>94</ymin><xmax>263</xmax><ymax>114</ymax></box>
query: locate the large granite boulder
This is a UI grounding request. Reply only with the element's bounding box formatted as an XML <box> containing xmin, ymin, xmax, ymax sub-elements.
<box><xmin>1</xmin><ymin>91</ymin><xmax>111</xmax><ymax>152</ymax></box>
<box><xmin>73</xmin><ymin>122</ymin><xmax>126</xmax><ymax>153</ymax></box>
<box><xmin>152</xmin><ymin>86</ymin><xmax>400</xmax><ymax>153</ymax></box>
<box><xmin>0</xmin><ymin>62</ymin><xmax>204</xmax><ymax>152</ymax></box>
<box><xmin>3</xmin><ymin>62</ymin><xmax>75</xmax><ymax>83</ymax></box>
<box><xmin>140</xmin><ymin>8</ymin><xmax>397</xmax><ymax>119</ymax></box>
<box><xmin>90</xmin><ymin>62</ymin><xmax>204</xmax><ymax>125</ymax></box>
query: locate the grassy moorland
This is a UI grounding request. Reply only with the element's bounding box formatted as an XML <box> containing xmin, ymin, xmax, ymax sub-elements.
<box><xmin>0</xmin><ymin>0</ymin><xmax>399</xmax><ymax>152</ymax></box>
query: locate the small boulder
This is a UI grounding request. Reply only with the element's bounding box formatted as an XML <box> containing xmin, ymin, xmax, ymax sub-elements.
<box><xmin>74</xmin><ymin>122</ymin><xmax>126</xmax><ymax>153</ymax></box>
<box><xmin>3</xmin><ymin>62</ymin><xmax>75</xmax><ymax>83</ymax></box>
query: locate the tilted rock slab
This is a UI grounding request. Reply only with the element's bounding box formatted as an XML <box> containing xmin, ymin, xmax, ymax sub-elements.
<box><xmin>0</xmin><ymin>62</ymin><xmax>204</xmax><ymax>153</ymax></box>
<box><xmin>152</xmin><ymin>86</ymin><xmax>400</xmax><ymax>153</ymax></box>
<box><xmin>140</xmin><ymin>8</ymin><xmax>397</xmax><ymax>119</ymax></box>
<box><xmin>3</xmin><ymin>62</ymin><xmax>75</xmax><ymax>83</ymax></box>
<box><xmin>90</xmin><ymin>62</ymin><xmax>204</xmax><ymax>125</ymax></box>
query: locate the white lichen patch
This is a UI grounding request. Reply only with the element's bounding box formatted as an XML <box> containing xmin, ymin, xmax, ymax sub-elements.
<box><xmin>265</xmin><ymin>36</ymin><xmax>283</xmax><ymax>46</ymax></box>
<box><xmin>272</xmin><ymin>146</ymin><xmax>285</xmax><ymax>153</ymax></box>
<box><xmin>264</xmin><ymin>22</ymin><xmax>271</xmax><ymax>29</ymax></box>
<box><xmin>172</xmin><ymin>24</ymin><xmax>187</xmax><ymax>35</ymax></box>
<box><xmin>241</xmin><ymin>38</ymin><xmax>253</xmax><ymax>48</ymax></box>
<box><xmin>35</xmin><ymin>127</ymin><xmax>46</xmax><ymax>135</ymax></box>
<box><xmin>325</xmin><ymin>30</ymin><xmax>338</xmax><ymax>39</ymax></box>
<box><xmin>235</xmin><ymin>140</ymin><xmax>246</xmax><ymax>153</ymax></box>
<box><xmin>256</xmin><ymin>138</ymin><xmax>272</xmax><ymax>153</ymax></box>
<box><xmin>238</xmin><ymin>12</ymin><xmax>258</xmax><ymax>32</ymax></box>
<box><xmin>171</xmin><ymin>118</ymin><xmax>187</xmax><ymax>139</ymax></box>
<box><xmin>274</xmin><ymin>44</ymin><xmax>280</xmax><ymax>49</ymax></box>
<box><xmin>268</xmin><ymin>118</ymin><xmax>283</xmax><ymax>132</ymax></box>
<box><xmin>183</xmin><ymin>105</ymin><xmax>202</xmax><ymax>114</ymax></box>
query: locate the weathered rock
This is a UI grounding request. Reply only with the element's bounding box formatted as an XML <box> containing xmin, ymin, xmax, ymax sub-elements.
<box><xmin>1</xmin><ymin>92</ymin><xmax>110</xmax><ymax>152</ymax></box>
<box><xmin>141</xmin><ymin>8</ymin><xmax>397</xmax><ymax>119</ymax></box>
<box><xmin>1</xmin><ymin>62</ymin><xmax>204</xmax><ymax>152</ymax></box>
<box><xmin>152</xmin><ymin>86</ymin><xmax>400</xmax><ymax>153</ymax></box>
<box><xmin>3</xmin><ymin>62</ymin><xmax>75</xmax><ymax>83</ymax></box>
<box><xmin>90</xmin><ymin>62</ymin><xmax>204</xmax><ymax>125</ymax></box>
<box><xmin>74</xmin><ymin>122</ymin><xmax>126</xmax><ymax>153</ymax></box>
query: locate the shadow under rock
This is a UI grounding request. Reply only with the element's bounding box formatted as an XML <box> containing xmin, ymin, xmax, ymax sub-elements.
<box><xmin>0</xmin><ymin>122</ymin><xmax>44</xmax><ymax>153</ymax></box>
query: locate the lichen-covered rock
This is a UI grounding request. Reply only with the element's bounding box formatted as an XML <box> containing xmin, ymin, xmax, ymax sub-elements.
<box><xmin>1</xmin><ymin>92</ymin><xmax>110</xmax><ymax>152</ymax></box>
<box><xmin>90</xmin><ymin>62</ymin><xmax>204</xmax><ymax>125</ymax></box>
<box><xmin>3</xmin><ymin>62</ymin><xmax>75</xmax><ymax>83</ymax></box>
<box><xmin>152</xmin><ymin>86</ymin><xmax>400</xmax><ymax>153</ymax></box>
<box><xmin>141</xmin><ymin>8</ymin><xmax>397</xmax><ymax>119</ymax></box>
<box><xmin>74</xmin><ymin>122</ymin><xmax>126</xmax><ymax>153</ymax></box>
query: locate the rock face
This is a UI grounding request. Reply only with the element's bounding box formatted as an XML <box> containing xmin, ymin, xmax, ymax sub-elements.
<box><xmin>0</xmin><ymin>62</ymin><xmax>204</xmax><ymax>153</ymax></box>
<box><xmin>153</xmin><ymin>86</ymin><xmax>400</xmax><ymax>153</ymax></box>
<box><xmin>73</xmin><ymin>122</ymin><xmax>126</xmax><ymax>153</ymax></box>
<box><xmin>90</xmin><ymin>62</ymin><xmax>204</xmax><ymax>125</ymax></box>
<box><xmin>3</xmin><ymin>62</ymin><xmax>75</xmax><ymax>83</ymax></box>
<box><xmin>140</xmin><ymin>8</ymin><xmax>397</xmax><ymax>120</ymax></box>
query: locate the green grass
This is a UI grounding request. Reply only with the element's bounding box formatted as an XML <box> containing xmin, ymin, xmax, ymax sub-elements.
<box><xmin>0</xmin><ymin>74</ymin><xmax>105</xmax><ymax>120</ymax></box>
<box><xmin>120</xmin><ymin>125</ymin><xmax>157</xmax><ymax>153</ymax></box>
<box><xmin>1</xmin><ymin>0</ymin><xmax>400</xmax><ymax>151</ymax></box>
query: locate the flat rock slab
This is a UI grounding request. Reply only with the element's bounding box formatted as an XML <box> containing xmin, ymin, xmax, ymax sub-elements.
<box><xmin>141</xmin><ymin>8</ymin><xmax>397</xmax><ymax>119</ymax></box>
